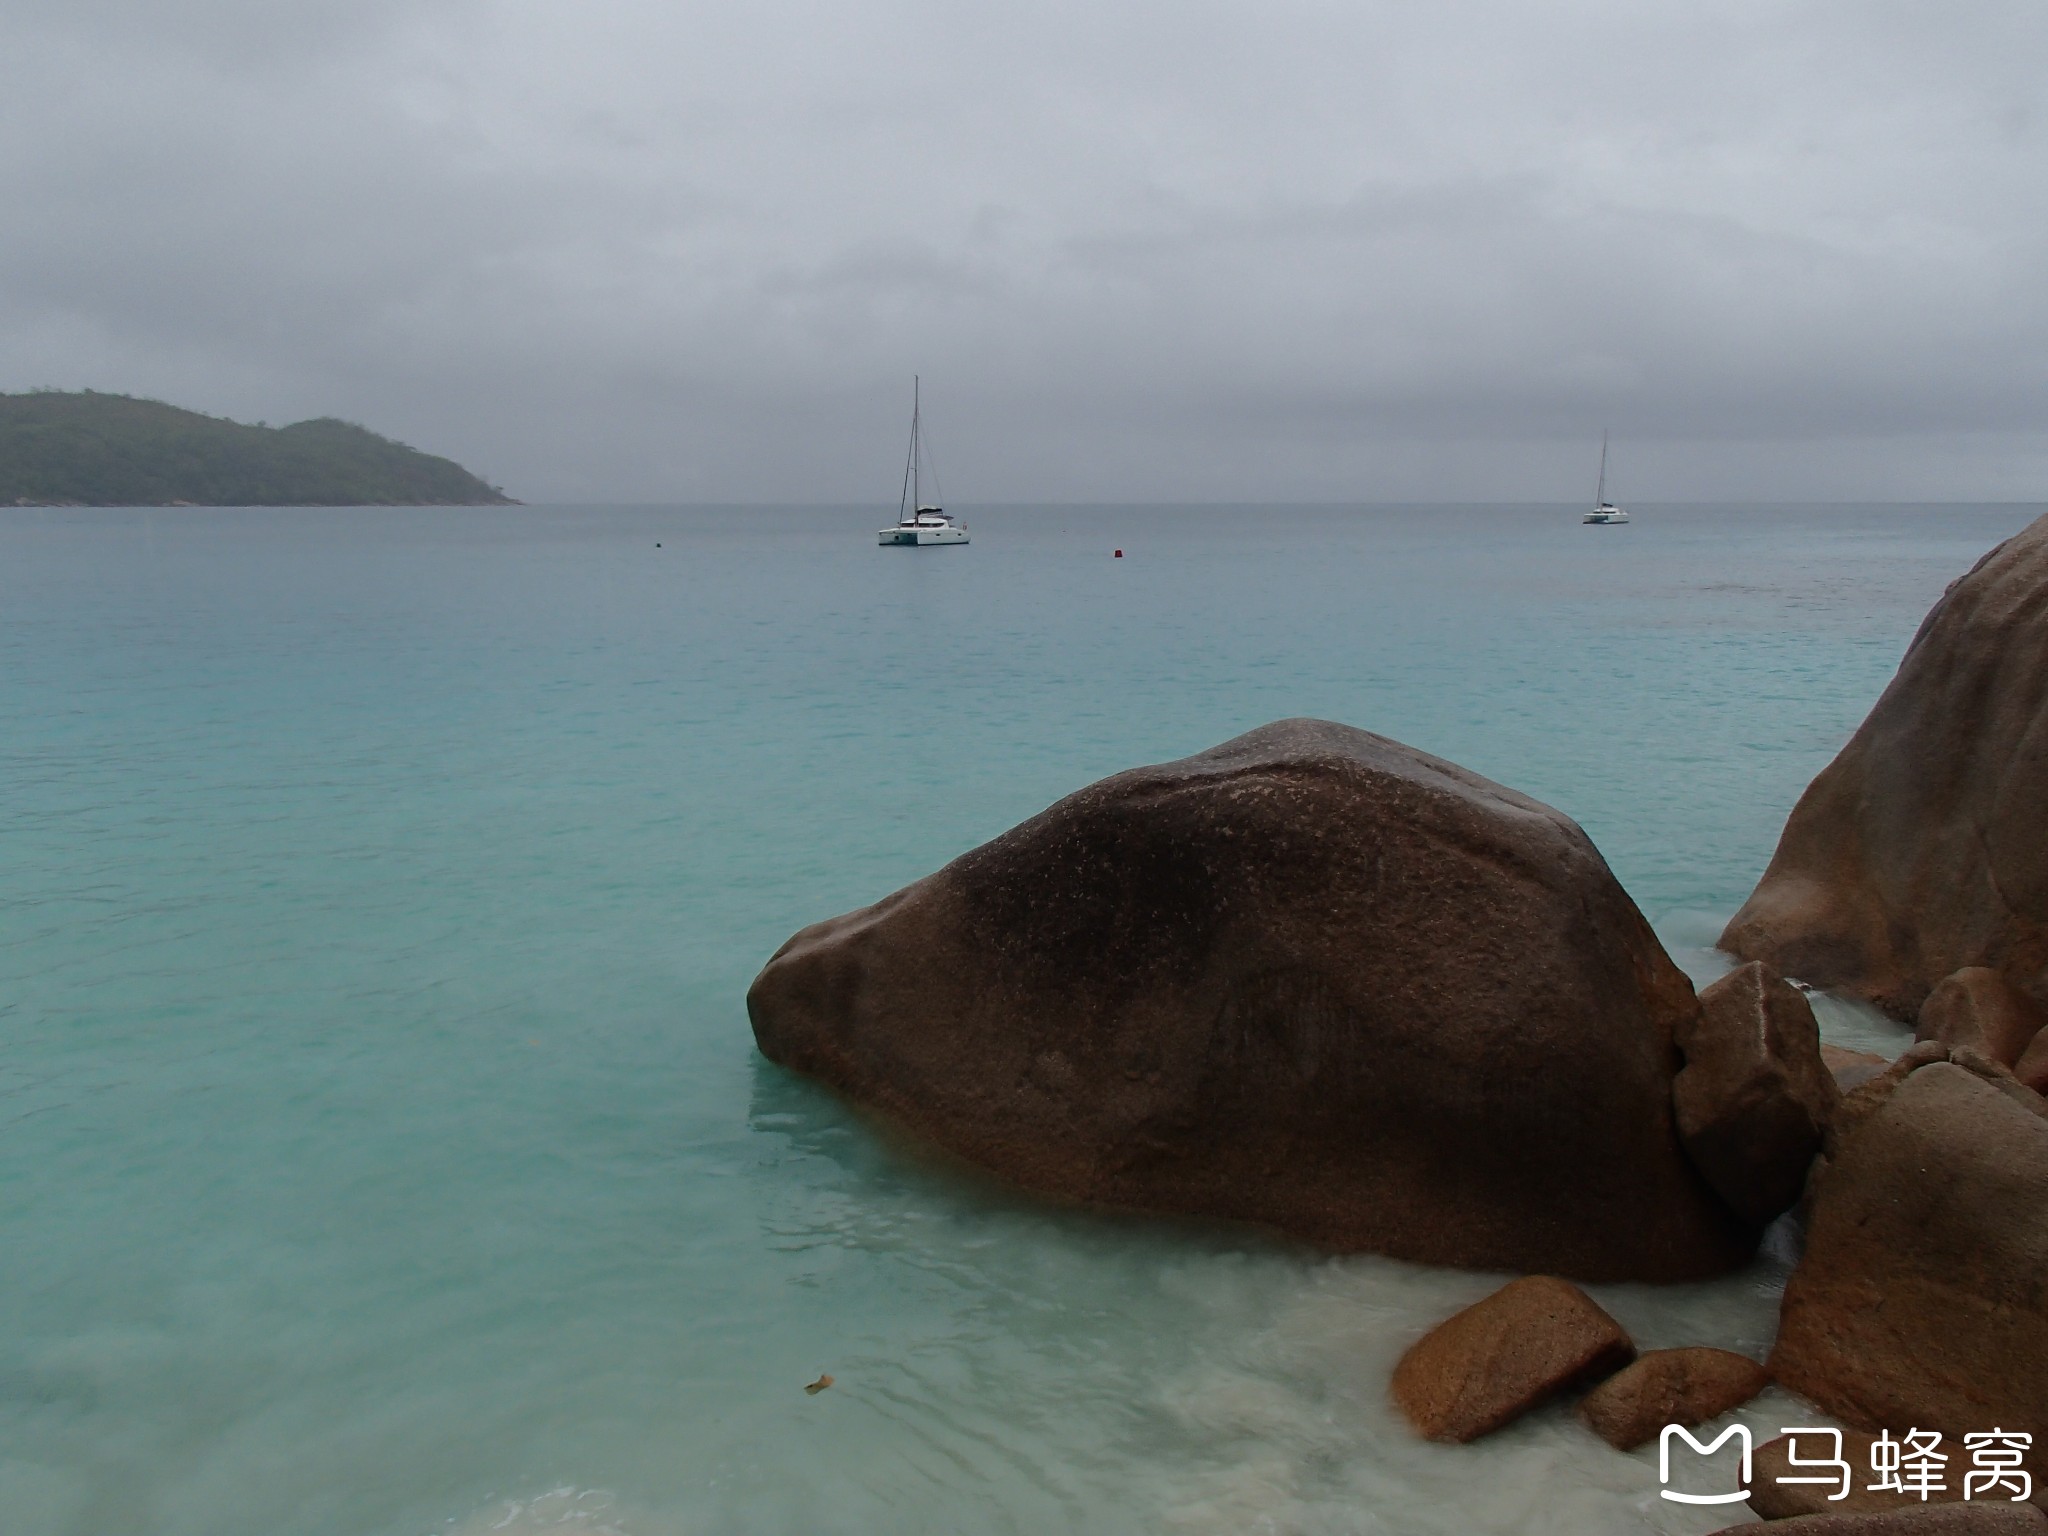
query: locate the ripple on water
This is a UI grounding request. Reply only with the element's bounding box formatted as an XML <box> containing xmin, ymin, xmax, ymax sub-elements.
<box><xmin>5</xmin><ymin>505</ymin><xmax>2015</xmax><ymax>1536</ymax></box>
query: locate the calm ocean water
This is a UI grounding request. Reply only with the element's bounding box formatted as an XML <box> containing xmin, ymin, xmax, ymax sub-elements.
<box><xmin>2</xmin><ymin>502</ymin><xmax>2036</xmax><ymax>1536</ymax></box>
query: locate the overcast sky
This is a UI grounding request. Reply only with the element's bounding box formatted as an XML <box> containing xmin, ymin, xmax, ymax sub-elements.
<box><xmin>3</xmin><ymin>0</ymin><xmax>2044</xmax><ymax>502</ymax></box>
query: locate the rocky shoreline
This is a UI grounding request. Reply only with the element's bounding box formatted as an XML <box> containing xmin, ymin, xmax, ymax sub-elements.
<box><xmin>749</xmin><ymin>510</ymin><xmax>2048</xmax><ymax>1528</ymax></box>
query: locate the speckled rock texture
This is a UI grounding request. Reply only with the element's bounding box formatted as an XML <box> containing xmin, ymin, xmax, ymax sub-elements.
<box><xmin>1577</xmin><ymin>1346</ymin><xmax>1767</xmax><ymax>1451</ymax></box>
<box><xmin>750</xmin><ymin>719</ymin><xmax>1755</xmax><ymax>1279</ymax></box>
<box><xmin>1674</xmin><ymin>962</ymin><xmax>1838</xmax><ymax>1224</ymax></box>
<box><xmin>1916</xmin><ymin>966</ymin><xmax>2048</xmax><ymax>1067</ymax></box>
<box><xmin>1722</xmin><ymin>512</ymin><xmax>2048</xmax><ymax>1021</ymax></box>
<box><xmin>1770</xmin><ymin>1061</ymin><xmax>2048</xmax><ymax>1497</ymax></box>
<box><xmin>1391</xmin><ymin>1276</ymin><xmax>1635</xmax><ymax>1443</ymax></box>
<box><xmin>1718</xmin><ymin>1502</ymin><xmax>2043</xmax><ymax>1534</ymax></box>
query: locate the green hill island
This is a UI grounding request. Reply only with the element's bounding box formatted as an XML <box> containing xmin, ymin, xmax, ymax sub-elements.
<box><xmin>1</xmin><ymin>390</ymin><xmax>517</xmax><ymax>506</ymax></box>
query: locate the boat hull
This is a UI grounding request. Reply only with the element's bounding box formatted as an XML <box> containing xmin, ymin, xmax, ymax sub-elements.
<box><xmin>878</xmin><ymin>525</ymin><xmax>969</xmax><ymax>546</ymax></box>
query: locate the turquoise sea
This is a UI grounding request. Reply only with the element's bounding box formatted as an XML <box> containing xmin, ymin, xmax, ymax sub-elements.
<box><xmin>3</xmin><ymin>503</ymin><xmax>2036</xmax><ymax>1536</ymax></box>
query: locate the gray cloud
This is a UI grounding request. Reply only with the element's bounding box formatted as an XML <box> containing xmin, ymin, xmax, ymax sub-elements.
<box><xmin>2</xmin><ymin>0</ymin><xmax>2044</xmax><ymax>500</ymax></box>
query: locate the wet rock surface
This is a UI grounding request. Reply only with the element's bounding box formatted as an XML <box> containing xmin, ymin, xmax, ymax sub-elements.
<box><xmin>1720</xmin><ymin>1503</ymin><xmax>2044</xmax><ymax>1533</ymax></box>
<box><xmin>1916</xmin><ymin>967</ymin><xmax>2048</xmax><ymax>1067</ymax></box>
<box><xmin>1769</xmin><ymin>1062</ymin><xmax>2048</xmax><ymax>1484</ymax></box>
<box><xmin>1721</xmin><ymin>511</ymin><xmax>2048</xmax><ymax>1021</ymax></box>
<box><xmin>1822</xmin><ymin>1041</ymin><xmax>1949</xmax><ymax>1158</ymax></box>
<box><xmin>1674</xmin><ymin>962</ymin><xmax>1838</xmax><ymax>1224</ymax></box>
<box><xmin>750</xmin><ymin>719</ymin><xmax>1753</xmax><ymax>1279</ymax></box>
<box><xmin>1575</xmin><ymin>1345</ymin><xmax>1767</xmax><ymax>1451</ymax></box>
<box><xmin>2020</xmin><ymin>1030</ymin><xmax>2048</xmax><ymax>1095</ymax></box>
<box><xmin>1390</xmin><ymin>1276</ymin><xmax>1635</xmax><ymax>1443</ymax></box>
<box><xmin>1821</xmin><ymin>1043</ymin><xmax>1891</xmax><ymax>1095</ymax></box>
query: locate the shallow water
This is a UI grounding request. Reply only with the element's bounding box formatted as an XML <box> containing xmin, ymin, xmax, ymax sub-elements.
<box><xmin>2</xmin><ymin>502</ymin><xmax>2028</xmax><ymax>1536</ymax></box>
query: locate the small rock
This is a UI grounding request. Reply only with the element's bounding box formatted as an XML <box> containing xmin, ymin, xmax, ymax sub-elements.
<box><xmin>1821</xmin><ymin>1043</ymin><xmax>1890</xmax><ymax>1096</ymax></box>
<box><xmin>1576</xmin><ymin>1346</ymin><xmax>1768</xmax><ymax>1451</ymax></box>
<box><xmin>1715</xmin><ymin>1502</ymin><xmax>2044</xmax><ymax>1533</ymax></box>
<box><xmin>1675</xmin><ymin>962</ymin><xmax>1839</xmax><ymax>1224</ymax></box>
<box><xmin>1915</xmin><ymin>967</ymin><xmax>2048</xmax><ymax>1067</ymax></box>
<box><xmin>1390</xmin><ymin>1275</ymin><xmax>1635</xmax><ymax>1443</ymax></box>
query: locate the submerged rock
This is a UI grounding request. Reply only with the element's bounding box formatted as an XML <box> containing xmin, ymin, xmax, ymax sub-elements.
<box><xmin>1576</xmin><ymin>1346</ymin><xmax>1767</xmax><ymax>1451</ymax></box>
<box><xmin>1674</xmin><ymin>962</ymin><xmax>1837</xmax><ymax>1224</ymax></box>
<box><xmin>1721</xmin><ymin>513</ymin><xmax>2048</xmax><ymax>1021</ymax></box>
<box><xmin>1391</xmin><ymin>1276</ymin><xmax>1634</xmax><ymax>1443</ymax></box>
<box><xmin>1769</xmin><ymin>1062</ymin><xmax>2048</xmax><ymax>1481</ymax></box>
<box><xmin>749</xmin><ymin>719</ymin><xmax>1754</xmax><ymax>1279</ymax></box>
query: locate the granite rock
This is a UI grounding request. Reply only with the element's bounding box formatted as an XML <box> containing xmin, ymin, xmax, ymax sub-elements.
<box><xmin>1916</xmin><ymin>967</ymin><xmax>2048</xmax><ymax>1067</ymax></box>
<box><xmin>1770</xmin><ymin>1063</ymin><xmax>2048</xmax><ymax>1492</ymax></box>
<box><xmin>1674</xmin><ymin>962</ymin><xmax>1838</xmax><ymax>1224</ymax></box>
<box><xmin>751</xmin><ymin>719</ymin><xmax>1754</xmax><ymax>1278</ymax></box>
<box><xmin>1391</xmin><ymin>1275</ymin><xmax>1635</xmax><ymax>1443</ymax></box>
<box><xmin>1577</xmin><ymin>1345</ymin><xmax>1768</xmax><ymax>1451</ymax></box>
<box><xmin>1722</xmin><ymin>513</ymin><xmax>2048</xmax><ymax>1020</ymax></box>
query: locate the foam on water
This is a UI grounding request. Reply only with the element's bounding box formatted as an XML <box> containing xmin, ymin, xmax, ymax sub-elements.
<box><xmin>0</xmin><ymin>503</ymin><xmax>2029</xmax><ymax>1535</ymax></box>
<box><xmin>445</xmin><ymin>1489</ymin><xmax>642</xmax><ymax>1536</ymax></box>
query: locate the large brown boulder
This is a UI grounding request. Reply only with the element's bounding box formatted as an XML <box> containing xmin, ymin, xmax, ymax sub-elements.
<box><xmin>1721</xmin><ymin>513</ymin><xmax>2048</xmax><ymax>1021</ymax></box>
<box><xmin>749</xmin><ymin>719</ymin><xmax>1755</xmax><ymax>1280</ymax></box>
<box><xmin>1391</xmin><ymin>1276</ymin><xmax>1635</xmax><ymax>1443</ymax></box>
<box><xmin>1674</xmin><ymin>962</ymin><xmax>1838</xmax><ymax>1224</ymax></box>
<box><xmin>1770</xmin><ymin>1062</ymin><xmax>2048</xmax><ymax>1480</ymax></box>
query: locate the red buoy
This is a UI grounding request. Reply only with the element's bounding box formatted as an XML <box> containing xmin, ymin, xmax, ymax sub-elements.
<box><xmin>1114</xmin><ymin>549</ymin><xmax>1123</xmax><ymax>558</ymax></box>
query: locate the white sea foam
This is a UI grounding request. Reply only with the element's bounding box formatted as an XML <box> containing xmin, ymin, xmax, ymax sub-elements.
<box><xmin>445</xmin><ymin>1488</ymin><xmax>651</xmax><ymax>1536</ymax></box>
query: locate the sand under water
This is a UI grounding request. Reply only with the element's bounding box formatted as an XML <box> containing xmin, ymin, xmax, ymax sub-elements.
<box><xmin>2</xmin><ymin>502</ymin><xmax>2010</xmax><ymax>1535</ymax></box>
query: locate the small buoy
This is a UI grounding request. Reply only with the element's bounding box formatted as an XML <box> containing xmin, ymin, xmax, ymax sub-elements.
<box><xmin>1114</xmin><ymin>549</ymin><xmax>1123</xmax><ymax>558</ymax></box>
<box><xmin>804</xmin><ymin>1373</ymin><xmax>834</xmax><ymax>1395</ymax></box>
<box><xmin>655</xmin><ymin>542</ymin><xmax>662</xmax><ymax>548</ymax></box>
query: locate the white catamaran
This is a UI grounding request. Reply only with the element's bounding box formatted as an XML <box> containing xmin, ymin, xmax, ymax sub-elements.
<box><xmin>878</xmin><ymin>377</ymin><xmax>967</xmax><ymax>546</ymax></box>
<box><xmin>1584</xmin><ymin>431</ymin><xmax>1630</xmax><ymax>524</ymax></box>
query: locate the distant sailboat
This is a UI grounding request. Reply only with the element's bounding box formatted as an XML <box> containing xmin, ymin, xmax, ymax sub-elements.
<box><xmin>1584</xmin><ymin>431</ymin><xmax>1630</xmax><ymax>524</ymax></box>
<box><xmin>878</xmin><ymin>378</ymin><xmax>967</xmax><ymax>546</ymax></box>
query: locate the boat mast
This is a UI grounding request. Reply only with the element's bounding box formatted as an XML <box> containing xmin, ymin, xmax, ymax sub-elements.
<box><xmin>1595</xmin><ymin>430</ymin><xmax>1609</xmax><ymax>507</ymax></box>
<box><xmin>898</xmin><ymin>378</ymin><xmax>918</xmax><ymax>525</ymax></box>
<box><xmin>911</xmin><ymin>376</ymin><xmax>922</xmax><ymax>516</ymax></box>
